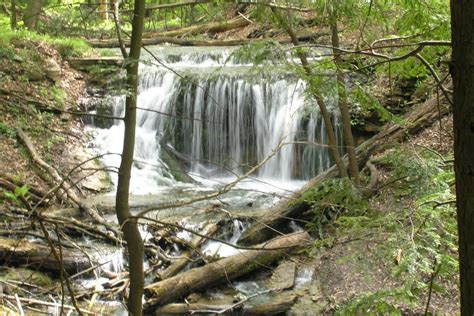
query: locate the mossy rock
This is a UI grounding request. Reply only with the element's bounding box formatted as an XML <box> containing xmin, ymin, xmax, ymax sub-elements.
<box><xmin>161</xmin><ymin>147</ymin><xmax>195</xmax><ymax>183</ymax></box>
<box><xmin>0</xmin><ymin>267</ymin><xmax>53</xmax><ymax>292</ymax></box>
<box><xmin>25</xmin><ymin>62</ymin><xmax>45</xmax><ymax>81</ymax></box>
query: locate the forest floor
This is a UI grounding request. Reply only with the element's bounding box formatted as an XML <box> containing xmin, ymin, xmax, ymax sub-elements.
<box><xmin>0</xmin><ymin>26</ymin><xmax>459</xmax><ymax>314</ymax></box>
<box><xmin>0</xmin><ymin>38</ymin><xmax>110</xmax><ymax>208</ymax></box>
<box><xmin>290</xmin><ymin>114</ymin><xmax>458</xmax><ymax>314</ymax></box>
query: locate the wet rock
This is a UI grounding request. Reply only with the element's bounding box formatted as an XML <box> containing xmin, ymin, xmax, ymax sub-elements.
<box><xmin>267</xmin><ymin>261</ymin><xmax>296</xmax><ymax>290</ymax></box>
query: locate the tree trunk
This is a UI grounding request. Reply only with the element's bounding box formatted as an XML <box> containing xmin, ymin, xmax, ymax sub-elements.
<box><xmin>99</xmin><ymin>0</ymin><xmax>108</xmax><ymax>20</ymax></box>
<box><xmin>10</xmin><ymin>0</ymin><xmax>16</xmax><ymax>29</ymax></box>
<box><xmin>450</xmin><ymin>1</ymin><xmax>474</xmax><ymax>314</ymax></box>
<box><xmin>271</xmin><ymin>7</ymin><xmax>348</xmax><ymax>178</ymax></box>
<box><xmin>144</xmin><ymin>232</ymin><xmax>310</xmax><ymax>308</ymax></box>
<box><xmin>330</xmin><ymin>17</ymin><xmax>360</xmax><ymax>185</ymax></box>
<box><xmin>23</xmin><ymin>0</ymin><xmax>42</xmax><ymax>30</ymax></box>
<box><xmin>114</xmin><ymin>0</ymin><xmax>145</xmax><ymax>314</ymax></box>
<box><xmin>239</xmin><ymin>92</ymin><xmax>451</xmax><ymax>245</ymax></box>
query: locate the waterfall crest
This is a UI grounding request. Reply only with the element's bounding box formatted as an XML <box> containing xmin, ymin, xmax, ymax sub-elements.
<box><xmin>90</xmin><ymin>47</ymin><xmax>340</xmax><ymax>194</ymax></box>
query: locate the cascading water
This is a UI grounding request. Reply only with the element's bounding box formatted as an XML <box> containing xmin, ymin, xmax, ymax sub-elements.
<box><xmin>89</xmin><ymin>46</ymin><xmax>341</xmax><ymax>194</ymax></box>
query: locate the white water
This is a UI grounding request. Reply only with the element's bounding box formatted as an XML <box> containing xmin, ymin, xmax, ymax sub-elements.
<box><xmin>295</xmin><ymin>266</ymin><xmax>315</xmax><ymax>287</ymax></box>
<box><xmin>89</xmin><ymin>46</ymin><xmax>339</xmax><ymax>194</ymax></box>
<box><xmin>202</xmin><ymin>219</ymin><xmax>249</xmax><ymax>258</ymax></box>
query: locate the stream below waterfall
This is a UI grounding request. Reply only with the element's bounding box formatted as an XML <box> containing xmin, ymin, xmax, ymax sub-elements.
<box><xmin>79</xmin><ymin>45</ymin><xmax>340</xmax><ymax>313</ymax></box>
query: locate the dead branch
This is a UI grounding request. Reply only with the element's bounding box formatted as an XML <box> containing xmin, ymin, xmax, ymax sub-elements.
<box><xmin>16</xmin><ymin>127</ymin><xmax>119</xmax><ymax>236</ymax></box>
<box><xmin>158</xmin><ymin>222</ymin><xmax>218</xmax><ymax>280</ymax></box>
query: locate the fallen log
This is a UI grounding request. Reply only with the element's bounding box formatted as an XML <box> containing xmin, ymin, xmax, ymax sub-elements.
<box><xmin>0</xmin><ymin>172</ymin><xmax>50</xmax><ymax>201</ymax></box>
<box><xmin>69</xmin><ymin>57</ymin><xmax>124</xmax><ymax>68</ymax></box>
<box><xmin>0</xmin><ymin>237</ymin><xmax>93</xmax><ymax>274</ymax></box>
<box><xmin>121</xmin><ymin>0</ymin><xmax>311</xmax><ymax>13</ymax></box>
<box><xmin>244</xmin><ymin>293</ymin><xmax>298</xmax><ymax>315</ymax></box>
<box><xmin>158</xmin><ymin>222</ymin><xmax>218</xmax><ymax>280</ymax></box>
<box><xmin>88</xmin><ymin>32</ymin><xmax>328</xmax><ymax>48</ymax></box>
<box><xmin>145</xmin><ymin>17</ymin><xmax>250</xmax><ymax>38</ymax></box>
<box><xmin>238</xmin><ymin>92</ymin><xmax>451</xmax><ymax>245</ymax></box>
<box><xmin>154</xmin><ymin>293</ymin><xmax>298</xmax><ymax>315</ymax></box>
<box><xmin>144</xmin><ymin>231</ymin><xmax>310</xmax><ymax>307</ymax></box>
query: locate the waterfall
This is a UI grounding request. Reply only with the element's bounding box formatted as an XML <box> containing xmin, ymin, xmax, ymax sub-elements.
<box><xmin>90</xmin><ymin>46</ymin><xmax>340</xmax><ymax>194</ymax></box>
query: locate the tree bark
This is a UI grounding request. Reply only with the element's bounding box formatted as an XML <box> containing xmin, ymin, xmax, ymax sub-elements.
<box><xmin>450</xmin><ymin>1</ymin><xmax>474</xmax><ymax>314</ymax></box>
<box><xmin>144</xmin><ymin>231</ymin><xmax>310</xmax><ymax>308</ymax></box>
<box><xmin>114</xmin><ymin>0</ymin><xmax>145</xmax><ymax>314</ymax></box>
<box><xmin>0</xmin><ymin>237</ymin><xmax>93</xmax><ymax>274</ymax></box>
<box><xmin>330</xmin><ymin>16</ymin><xmax>360</xmax><ymax>185</ymax></box>
<box><xmin>154</xmin><ymin>293</ymin><xmax>298</xmax><ymax>315</ymax></box>
<box><xmin>239</xmin><ymin>91</ymin><xmax>451</xmax><ymax>245</ymax></box>
<box><xmin>10</xmin><ymin>0</ymin><xmax>16</xmax><ymax>29</ymax></box>
<box><xmin>99</xmin><ymin>0</ymin><xmax>108</xmax><ymax>20</ymax></box>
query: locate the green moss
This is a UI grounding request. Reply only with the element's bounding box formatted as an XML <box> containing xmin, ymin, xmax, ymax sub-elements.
<box><xmin>0</xmin><ymin>268</ymin><xmax>53</xmax><ymax>287</ymax></box>
<box><xmin>0</xmin><ymin>122</ymin><xmax>15</xmax><ymax>138</ymax></box>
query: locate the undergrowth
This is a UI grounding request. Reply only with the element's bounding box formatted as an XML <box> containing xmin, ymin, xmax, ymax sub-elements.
<box><xmin>305</xmin><ymin>147</ymin><xmax>457</xmax><ymax>313</ymax></box>
<box><xmin>0</xmin><ymin>14</ymin><xmax>91</xmax><ymax>58</ymax></box>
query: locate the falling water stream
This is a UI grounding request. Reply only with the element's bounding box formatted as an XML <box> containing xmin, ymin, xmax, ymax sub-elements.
<box><xmin>82</xmin><ymin>46</ymin><xmax>341</xmax><ymax>311</ymax></box>
<box><xmin>90</xmin><ymin>46</ymin><xmax>340</xmax><ymax>195</ymax></box>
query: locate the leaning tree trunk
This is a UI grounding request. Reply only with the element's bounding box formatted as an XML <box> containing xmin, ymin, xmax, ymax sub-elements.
<box><xmin>115</xmin><ymin>0</ymin><xmax>145</xmax><ymax>314</ymax></box>
<box><xmin>451</xmin><ymin>1</ymin><xmax>474</xmax><ymax>314</ymax></box>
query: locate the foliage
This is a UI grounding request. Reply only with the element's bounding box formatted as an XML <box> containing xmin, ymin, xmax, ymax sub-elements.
<box><xmin>327</xmin><ymin>148</ymin><xmax>458</xmax><ymax>312</ymax></box>
<box><xmin>349</xmin><ymin>82</ymin><xmax>401</xmax><ymax>125</ymax></box>
<box><xmin>0</xmin><ymin>14</ymin><xmax>91</xmax><ymax>58</ymax></box>
<box><xmin>299</xmin><ymin>178</ymin><xmax>369</xmax><ymax>238</ymax></box>
<box><xmin>232</xmin><ymin>41</ymin><xmax>287</xmax><ymax>65</ymax></box>
<box><xmin>337</xmin><ymin>290</ymin><xmax>402</xmax><ymax>315</ymax></box>
<box><xmin>0</xmin><ymin>122</ymin><xmax>16</xmax><ymax>138</ymax></box>
<box><xmin>3</xmin><ymin>184</ymin><xmax>29</xmax><ymax>205</ymax></box>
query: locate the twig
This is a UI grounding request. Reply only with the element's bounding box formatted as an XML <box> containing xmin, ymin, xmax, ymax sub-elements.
<box><xmin>424</xmin><ymin>263</ymin><xmax>441</xmax><ymax>315</ymax></box>
<box><xmin>0</xmin><ymin>295</ymin><xmax>94</xmax><ymax>315</ymax></box>
<box><xmin>14</xmin><ymin>294</ymin><xmax>24</xmax><ymax>316</ymax></box>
